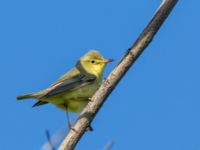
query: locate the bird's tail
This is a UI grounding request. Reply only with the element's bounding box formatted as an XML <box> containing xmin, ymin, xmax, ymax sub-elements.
<box><xmin>16</xmin><ymin>93</ymin><xmax>37</xmax><ymax>100</ymax></box>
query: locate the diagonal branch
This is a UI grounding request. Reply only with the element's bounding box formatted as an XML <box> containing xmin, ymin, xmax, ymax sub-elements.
<box><xmin>59</xmin><ymin>0</ymin><xmax>178</xmax><ymax>149</ymax></box>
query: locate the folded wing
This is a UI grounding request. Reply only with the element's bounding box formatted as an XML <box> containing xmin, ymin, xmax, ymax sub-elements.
<box><xmin>42</xmin><ymin>73</ymin><xmax>96</xmax><ymax>98</ymax></box>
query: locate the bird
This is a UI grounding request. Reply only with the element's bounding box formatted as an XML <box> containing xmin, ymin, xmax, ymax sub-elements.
<box><xmin>17</xmin><ymin>50</ymin><xmax>113</xmax><ymax>130</ymax></box>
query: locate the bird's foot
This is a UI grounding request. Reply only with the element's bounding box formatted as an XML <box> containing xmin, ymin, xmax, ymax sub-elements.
<box><xmin>68</xmin><ymin>124</ymin><xmax>76</xmax><ymax>132</ymax></box>
<box><xmin>88</xmin><ymin>97</ymin><xmax>93</xmax><ymax>102</ymax></box>
<box><xmin>86</xmin><ymin>125</ymin><xmax>93</xmax><ymax>132</ymax></box>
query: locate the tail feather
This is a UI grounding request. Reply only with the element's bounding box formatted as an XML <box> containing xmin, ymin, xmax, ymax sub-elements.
<box><xmin>32</xmin><ymin>101</ymin><xmax>48</xmax><ymax>107</ymax></box>
<box><xmin>16</xmin><ymin>93</ymin><xmax>35</xmax><ymax>100</ymax></box>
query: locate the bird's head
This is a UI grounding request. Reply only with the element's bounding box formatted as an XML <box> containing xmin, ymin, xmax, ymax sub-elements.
<box><xmin>77</xmin><ymin>50</ymin><xmax>113</xmax><ymax>78</ymax></box>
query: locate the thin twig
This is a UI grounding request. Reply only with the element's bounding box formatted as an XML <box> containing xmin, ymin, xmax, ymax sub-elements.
<box><xmin>45</xmin><ymin>130</ymin><xmax>55</xmax><ymax>150</ymax></box>
<box><xmin>102</xmin><ymin>141</ymin><xmax>114</xmax><ymax>150</ymax></box>
<box><xmin>58</xmin><ymin>0</ymin><xmax>178</xmax><ymax>149</ymax></box>
<box><xmin>41</xmin><ymin>128</ymin><xmax>68</xmax><ymax>150</ymax></box>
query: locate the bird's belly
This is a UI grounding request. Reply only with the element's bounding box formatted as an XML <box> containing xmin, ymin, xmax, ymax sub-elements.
<box><xmin>67</xmin><ymin>100</ymin><xmax>88</xmax><ymax>113</ymax></box>
<box><xmin>50</xmin><ymin>82</ymin><xmax>99</xmax><ymax>112</ymax></box>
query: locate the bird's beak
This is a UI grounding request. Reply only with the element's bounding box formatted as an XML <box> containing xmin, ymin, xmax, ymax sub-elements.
<box><xmin>103</xmin><ymin>59</ymin><xmax>114</xmax><ymax>64</ymax></box>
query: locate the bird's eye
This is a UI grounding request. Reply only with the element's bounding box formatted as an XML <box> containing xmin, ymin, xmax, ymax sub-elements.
<box><xmin>91</xmin><ymin>60</ymin><xmax>95</xmax><ymax>64</ymax></box>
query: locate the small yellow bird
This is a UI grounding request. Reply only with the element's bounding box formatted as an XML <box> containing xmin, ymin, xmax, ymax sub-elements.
<box><xmin>17</xmin><ymin>50</ymin><xmax>112</xmax><ymax>129</ymax></box>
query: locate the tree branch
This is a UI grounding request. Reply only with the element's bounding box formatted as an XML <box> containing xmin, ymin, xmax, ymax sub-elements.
<box><xmin>58</xmin><ymin>0</ymin><xmax>178</xmax><ymax>149</ymax></box>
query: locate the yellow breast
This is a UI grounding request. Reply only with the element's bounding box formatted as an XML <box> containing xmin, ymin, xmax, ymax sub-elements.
<box><xmin>47</xmin><ymin>80</ymin><xmax>100</xmax><ymax>112</ymax></box>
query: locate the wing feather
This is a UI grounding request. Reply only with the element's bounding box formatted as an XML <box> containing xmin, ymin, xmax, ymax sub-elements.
<box><xmin>42</xmin><ymin>73</ymin><xmax>96</xmax><ymax>98</ymax></box>
<box><xmin>50</xmin><ymin>68</ymin><xmax>80</xmax><ymax>87</ymax></box>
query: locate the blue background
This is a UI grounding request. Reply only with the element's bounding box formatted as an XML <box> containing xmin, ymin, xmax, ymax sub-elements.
<box><xmin>1</xmin><ymin>0</ymin><xmax>200</xmax><ymax>150</ymax></box>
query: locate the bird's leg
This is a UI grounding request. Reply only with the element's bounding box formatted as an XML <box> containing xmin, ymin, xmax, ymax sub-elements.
<box><xmin>66</xmin><ymin>110</ymin><xmax>71</xmax><ymax>129</ymax></box>
<box><xmin>66</xmin><ymin>110</ymin><xmax>76</xmax><ymax>132</ymax></box>
<box><xmin>66</xmin><ymin>109</ymin><xmax>93</xmax><ymax>132</ymax></box>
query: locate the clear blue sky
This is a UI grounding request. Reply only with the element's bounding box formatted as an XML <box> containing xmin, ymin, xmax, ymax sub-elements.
<box><xmin>0</xmin><ymin>0</ymin><xmax>200</xmax><ymax>150</ymax></box>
